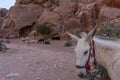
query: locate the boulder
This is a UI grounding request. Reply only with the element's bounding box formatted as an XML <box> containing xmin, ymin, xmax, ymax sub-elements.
<box><xmin>99</xmin><ymin>6</ymin><xmax>120</xmax><ymax>22</ymax></box>
<box><xmin>110</xmin><ymin>17</ymin><xmax>120</xmax><ymax>27</ymax></box>
<box><xmin>53</xmin><ymin>1</ymin><xmax>77</xmax><ymax>18</ymax></box>
<box><xmin>43</xmin><ymin>0</ymin><xmax>55</xmax><ymax>11</ymax></box>
<box><xmin>36</xmin><ymin>10</ymin><xmax>61</xmax><ymax>31</ymax></box>
<box><xmin>105</xmin><ymin>0</ymin><xmax>120</xmax><ymax>8</ymax></box>
<box><xmin>10</xmin><ymin>4</ymin><xmax>43</xmax><ymax>30</ymax></box>
<box><xmin>76</xmin><ymin>2</ymin><xmax>99</xmax><ymax>32</ymax></box>
<box><xmin>81</xmin><ymin>2</ymin><xmax>99</xmax><ymax>22</ymax></box>
<box><xmin>0</xmin><ymin>8</ymin><xmax>8</xmax><ymax>28</ymax></box>
<box><xmin>0</xmin><ymin>8</ymin><xmax>8</xmax><ymax>17</ymax></box>
<box><xmin>1</xmin><ymin>6</ymin><xmax>14</xmax><ymax>29</ymax></box>
<box><xmin>63</xmin><ymin>16</ymin><xmax>81</xmax><ymax>32</ymax></box>
<box><xmin>95</xmin><ymin>0</ymin><xmax>120</xmax><ymax>8</ymax></box>
<box><xmin>78</xmin><ymin>11</ymin><xmax>93</xmax><ymax>32</ymax></box>
<box><xmin>0</xmin><ymin>29</ymin><xmax>19</xmax><ymax>38</ymax></box>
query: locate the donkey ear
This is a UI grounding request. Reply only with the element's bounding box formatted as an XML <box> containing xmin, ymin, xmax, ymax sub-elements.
<box><xmin>85</xmin><ymin>25</ymin><xmax>98</xmax><ymax>42</ymax></box>
<box><xmin>66</xmin><ymin>31</ymin><xmax>80</xmax><ymax>42</ymax></box>
<box><xmin>79</xmin><ymin>32</ymin><xmax>87</xmax><ymax>38</ymax></box>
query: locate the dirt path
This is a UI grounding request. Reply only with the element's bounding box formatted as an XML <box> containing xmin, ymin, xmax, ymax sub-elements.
<box><xmin>0</xmin><ymin>39</ymin><xmax>81</xmax><ymax>80</ymax></box>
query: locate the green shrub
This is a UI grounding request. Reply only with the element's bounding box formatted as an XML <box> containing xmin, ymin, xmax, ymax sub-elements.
<box><xmin>100</xmin><ymin>20</ymin><xmax>119</xmax><ymax>38</ymax></box>
<box><xmin>0</xmin><ymin>41</ymin><xmax>8</xmax><ymax>51</ymax></box>
<box><xmin>36</xmin><ymin>24</ymin><xmax>52</xmax><ymax>35</ymax></box>
<box><xmin>64</xmin><ymin>41</ymin><xmax>73</xmax><ymax>47</ymax></box>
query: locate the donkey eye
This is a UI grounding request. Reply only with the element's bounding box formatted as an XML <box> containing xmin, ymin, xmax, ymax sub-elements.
<box><xmin>84</xmin><ymin>51</ymin><xmax>88</xmax><ymax>55</ymax></box>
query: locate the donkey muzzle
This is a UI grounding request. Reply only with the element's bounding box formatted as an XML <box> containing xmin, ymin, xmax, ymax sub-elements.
<box><xmin>76</xmin><ymin>65</ymin><xmax>85</xmax><ymax>69</ymax></box>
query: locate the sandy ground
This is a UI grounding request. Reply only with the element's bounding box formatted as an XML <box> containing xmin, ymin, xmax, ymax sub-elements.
<box><xmin>0</xmin><ymin>39</ymin><xmax>81</xmax><ymax>80</ymax></box>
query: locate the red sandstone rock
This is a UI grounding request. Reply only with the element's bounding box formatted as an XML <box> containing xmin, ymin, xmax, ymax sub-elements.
<box><xmin>1</xmin><ymin>0</ymin><xmax>120</xmax><ymax>39</ymax></box>
<box><xmin>99</xmin><ymin>6</ymin><xmax>120</xmax><ymax>22</ymax></box>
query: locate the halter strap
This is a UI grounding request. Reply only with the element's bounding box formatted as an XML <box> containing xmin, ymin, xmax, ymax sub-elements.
<box><xmin>85</xmin><ymin>40</ymin><xmax>96</xmax><ymax>71</ymax></box>
<box><xmin>90</xmin><ymin>40</ymin><xmax>96</xmax><ymax>65</ymax></box>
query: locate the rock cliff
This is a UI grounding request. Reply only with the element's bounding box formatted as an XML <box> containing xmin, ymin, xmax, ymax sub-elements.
<box><xmin>0</xmin><ymin>0</ymin><xmax>120</xmax><ymax>39</ymax></box>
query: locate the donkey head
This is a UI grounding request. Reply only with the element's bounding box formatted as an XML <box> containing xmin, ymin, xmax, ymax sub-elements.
<box><xmin>67</xmin><ymin>26</ymin><xmax>97</xmax><ymax>77</ymax></box>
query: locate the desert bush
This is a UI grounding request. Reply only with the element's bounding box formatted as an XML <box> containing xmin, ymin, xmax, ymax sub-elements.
<box><xmin>0</xmin><ymin>41</ymin><xmax>8</xmax><ymax>51</ymax></box>
<box><xmin>43</xmin><ymin>40</ymin><xmax>50</xmax><ymax>44</ymax></box>
<box><xmin>36</xmin><ymin>24</ymin><xmax>52</xmax><ymax>35</ymax></box>
<box><xmin>64</xmin><ymin>41</ymin><xmax>73</xmax><ymax>47</ymax></box>
<box><xmin>100</xmin><ymin>20</ymin><xmax>120</xmax><ymax>38</ymax></box>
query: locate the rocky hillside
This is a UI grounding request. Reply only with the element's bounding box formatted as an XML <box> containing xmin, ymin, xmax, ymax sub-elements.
<box><xmin>0</xmin><ymin>8</ymin><xmax>8</xmax><ymax>28</ymax></box>
<box><xmin>0</xmin><ymin>0</ymin><xmax>120</xmax><ymax>39</ymax></box>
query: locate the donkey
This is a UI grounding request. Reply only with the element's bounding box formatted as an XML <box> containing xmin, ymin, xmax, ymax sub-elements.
<box><xmin>67</xmin><ymin>26</ymin><xmax>120</xmax><ymax>80</ymax></box>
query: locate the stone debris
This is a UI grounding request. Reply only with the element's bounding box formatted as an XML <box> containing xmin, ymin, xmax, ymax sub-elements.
<box><xmin>6</xmin><ymin>72</ymin><xmax>20</xmax><ymax>78</ymax></box>
<box><xmin>20</xmin><ymin>37</ymin><xmax>38</xmax><ymax>43</ymax></box>
<box><xmin>36</xmin><ymin>77</ymin><xmax>40</xmax><ymax>80</ymax></box>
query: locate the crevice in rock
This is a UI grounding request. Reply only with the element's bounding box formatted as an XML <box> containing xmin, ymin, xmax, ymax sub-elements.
<box><xmin>19</xmin><ymin>26</ymin><xmax>32</xmax><ymax>37</ymax></box>
<box><xmin>19</xmin><ymin>22</ymin><xmax>35</xmax><ymax>37</ymax></box>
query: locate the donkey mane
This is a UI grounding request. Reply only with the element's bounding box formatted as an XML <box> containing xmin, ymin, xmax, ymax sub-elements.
<box><xmin>93</xmin><ymin>37</ymin><xmax>120</xmax><ymax>80</ymax></box>
<box><xmin>94</xmin><ymin>37</ymin><xmax>120</xmax><ymax>50</ymax></box>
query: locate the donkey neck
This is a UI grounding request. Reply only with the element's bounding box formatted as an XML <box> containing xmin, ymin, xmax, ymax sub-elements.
<box><xmin>94</xmin><ymin>38</ymin><xmax>120</xmax><ymax>67</ymax></box>
<box><xmin>94</xmin><ymin>38</ymin><xmax>120</xmax><ymax>80</ymax></box>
